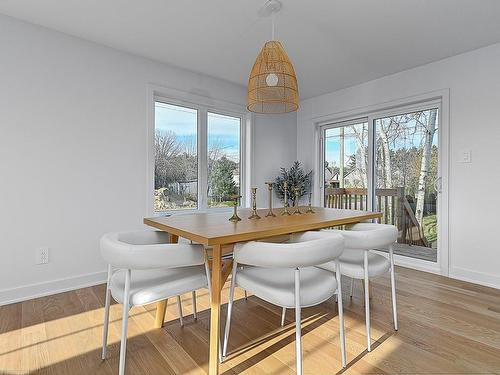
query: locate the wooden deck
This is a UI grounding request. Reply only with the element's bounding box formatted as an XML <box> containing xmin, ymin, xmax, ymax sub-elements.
<box><xmin>1</xmin><ymin>267</ymin><xmax>500</xmax><ymax>374</ymax></box>
<box><xmin>379</xmin><ymin>243</ymin><xmax>437</xmax><ymax>262</ymax></box>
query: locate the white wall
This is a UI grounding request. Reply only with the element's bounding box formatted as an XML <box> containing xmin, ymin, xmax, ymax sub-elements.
<box><xmin>253</xmin><ymin>113</ymin><xmax>298</xmax><ymax>207</ymax></box>
<box><xmin>297</xmin><ymin>42</ymin><xmax>500</xmax><ymax>289</ymax></box>
<box><xmin>0</xmin><ymin>14</ymin><xmax>297</xmax><ymax>304</ymax></box>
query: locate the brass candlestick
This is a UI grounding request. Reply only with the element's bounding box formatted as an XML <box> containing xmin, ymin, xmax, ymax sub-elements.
<box><xmin>293</xmin><ymin>187</ymin><xmax>302</xmax><ymax>215</ymax></box>
<box><xmin>265</xmin><ymin>182</ymin><xmax>276</xmax><ymax>217</ymax></box>
<box><xmin>281</xmin><ymin>181</ymin><xmax>291</xmax><ymax>216</ymax></box>
<box><xmin>229</xmin><ymin>195</ymin><xmax>242</xmax><ymax>222</ymax></box>
<box><xmin>306</xmin><ymin>192</ymin><xmax>315</xmax><ymax>213</ymax></box>
<box><xmin>248</xmin><ymin>188</ymin><xmax>261</xmax><ymax>219</ymax></box>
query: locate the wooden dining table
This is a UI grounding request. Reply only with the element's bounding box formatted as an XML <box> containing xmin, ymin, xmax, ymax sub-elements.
<box><xmin>144</xmin><ymin>206</ymin><xmax>381</xmax><ymax>375</ymax></box>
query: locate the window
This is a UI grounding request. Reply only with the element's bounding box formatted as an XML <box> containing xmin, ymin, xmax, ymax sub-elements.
<box><xmin>154</xmin><ymin>102</ymin><xmax>198</xmax><ymax>211</ymax></box>
<box><xmin>207</xmin><ymin>112</ymin><xmax>241</xmax><ymax>208</ymax></box>
<box><xmin>375</xmin><ymin>108</ymin><xmax>439</xmax><ymax>259</ymax></box>
<box><xmin>153</xmin><ymin>100</ymin><xmax>244</xmax><ymax>213</ymax></box>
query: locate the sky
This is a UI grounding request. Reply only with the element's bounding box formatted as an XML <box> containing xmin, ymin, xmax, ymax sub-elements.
<box><xmin>155</xmin><ymin>102</ymin><xmax>240</xmax><ymax>161</ymax></box>
<box><xmin>325</xmin><ymin>124</ymin><xmax>367</xmax><ymax>167</ymax></box>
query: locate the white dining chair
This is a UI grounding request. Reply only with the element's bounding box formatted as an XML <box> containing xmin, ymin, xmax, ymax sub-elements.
<box><xmin>318</xmin><ymin>223</ymin><xmax>398</xmax><ymax>352</ymax></box>
<box><xmin>100</xmin><ymin>230</ymin><xmax>211</xmax><ymax>375</ymax></box>
<box><xmin>222</xmin><ymin>232</ymin><xmax>346</xmax><ymax>374</ymax></box>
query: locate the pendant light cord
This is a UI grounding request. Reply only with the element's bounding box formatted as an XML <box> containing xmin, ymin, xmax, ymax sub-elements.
<box><xmin>271</xmin><ymin>10</ymin><xmax>275</xmax><ymax>40</ymax></box>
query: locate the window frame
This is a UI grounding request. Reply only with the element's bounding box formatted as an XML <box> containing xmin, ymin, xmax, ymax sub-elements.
<box><xmin>147</xmin><ymin>86</ymin><xmax>249</xmax><ymax>216</ymax></box>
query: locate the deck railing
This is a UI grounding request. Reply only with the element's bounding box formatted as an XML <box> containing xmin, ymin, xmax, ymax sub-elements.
<box><xmin>325</xmin><ymin>186</ymin><xmax>427</xmax><ymax>246</ymax></box>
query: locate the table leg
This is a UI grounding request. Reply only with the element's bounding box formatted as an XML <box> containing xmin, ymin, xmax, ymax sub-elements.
<box><xmin>154</xmin><ymin>299</ymin><xmax>168</xmax><ymax>328</ymax></box>
<box><xmin>154</xmin><ymin>234</ymin><xmax>179</xmax><ymax>328</ymax></box>
<box><xmin>209</xmin><ymin>244</ymin><xmax>222</xmax><ymax>375</ymax></box>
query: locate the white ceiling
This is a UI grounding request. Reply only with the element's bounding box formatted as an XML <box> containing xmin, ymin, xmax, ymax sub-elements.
<box><xmin>1</xmin><ymin>0</ymin><xmax>500</xmax><ymax>99</ymax></box>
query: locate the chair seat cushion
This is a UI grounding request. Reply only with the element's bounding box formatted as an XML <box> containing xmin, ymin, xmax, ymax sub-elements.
<box><xmin>318</xmin><ymin>250</ymin><xmax>390</xmax><ymax>279</ymax></box>
<box><xmin>110</xmin><ymin>266</ymin><xmax>207</xmax><ymax>306</ymax></box>
<box><xmin>235</xmin><ymin>266</ymin><xmax>337</xmax><ymax>308</ymax></box>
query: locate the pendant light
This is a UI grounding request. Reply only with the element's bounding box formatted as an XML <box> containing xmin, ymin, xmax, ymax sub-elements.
<box><xmin>247</xmin><ymin>0</ymin><xmax>299</xmax><ymax>114</ymax></box>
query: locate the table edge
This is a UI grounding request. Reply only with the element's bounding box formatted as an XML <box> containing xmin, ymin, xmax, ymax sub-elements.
<box><xmin>144</xmin><ymin>211</ymin><xmax>382</xmax><ymax>246</ymax></box>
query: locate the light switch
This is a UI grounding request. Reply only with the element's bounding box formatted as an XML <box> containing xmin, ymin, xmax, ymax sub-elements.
<box><xmin>460</xmin><ymin>150</ymin><xmax>472</xmax><ymax>163</ymax></box>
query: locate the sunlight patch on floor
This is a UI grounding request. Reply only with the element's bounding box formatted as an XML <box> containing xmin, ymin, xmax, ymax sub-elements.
<box><xmin>0</xmin><ymin>304</ymin><xmax>154</xmax><ymax>372</ymax></box>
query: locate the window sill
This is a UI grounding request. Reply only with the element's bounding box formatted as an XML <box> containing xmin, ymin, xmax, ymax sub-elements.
<box><xmin>152</xmin><ymin>206</ymin><xmax>240</xmax><ymax>217</ymax></box>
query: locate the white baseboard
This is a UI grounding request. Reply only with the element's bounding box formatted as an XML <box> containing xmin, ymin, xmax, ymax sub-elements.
<box><xmin>374</xmin><ymin>251</ymin><xmax>500</xmax><ymax>290</ymax></box>
<box><xmin>0</xmin><ymin>270</ymin><xmax>107</xmax><ymax>306</ymax></box>
<box><xmin>449</xmin><ymin>266</ymin><xmax>500</xmax><ymax>290</ymax></box>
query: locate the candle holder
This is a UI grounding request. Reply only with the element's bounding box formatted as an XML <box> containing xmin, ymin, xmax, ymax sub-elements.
<box><xmin>293</xmin><ymin>187</ymin><xmax>302</xmax><ymax>215</ymax></box>
<box><xmin>306</xmin><ymin>192</ymin><xmax>315</xmax><ymax>213</ymax></box>
<box><xmin>248</xmin><ymin>187</ymin><xmax>261</xmax><ymax>219</ymax></box>
<box><xmin>228</xmin><ymin>195</ymin><xmax>242</xmax><ymax>222</ymax></box>
<box><xmin>281</xmin><ymin>181</ymin><xmax>291</xmax><ymax>216</ymax></box>
<box><xmin>265</xmin><ymin>182</ymin><xmax>276</xmax><ymax>217</ymax></box>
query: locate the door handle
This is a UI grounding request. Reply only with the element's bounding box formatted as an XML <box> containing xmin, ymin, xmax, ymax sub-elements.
<box><xmin>434</xmin><ymin>177</ymin><xmax>442</xmax><ymax>194</ymax></box>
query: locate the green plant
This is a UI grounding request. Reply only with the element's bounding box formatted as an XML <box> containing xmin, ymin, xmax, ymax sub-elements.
<box><xmin>275</xmin><ymin>161</ymin><xmax>313</xmax><ymax>206</ymax></box>
<box><xmin>423</xmin><ymin>214</ymin><xmax>437</xmax><ymax>244</ymax></box>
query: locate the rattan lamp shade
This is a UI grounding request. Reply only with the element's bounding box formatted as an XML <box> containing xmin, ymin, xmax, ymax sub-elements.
<box><xmin>247</xmin><ymin>41</ymin><xmax>299</xmax><ymax>114</ymax></box>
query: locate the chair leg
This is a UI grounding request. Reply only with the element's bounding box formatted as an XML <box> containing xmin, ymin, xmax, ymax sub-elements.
<box><xmin>222</xmin><ymin>262</ymin><xmax>238</xmax><ymax>360</ymax></box>
<box><xmin>101</xmin><ymin>265</ymin><xmax>112</xmax><ymax>360</ymax></box>
<box><xmin>389</xmin><ymin>245</ymin><xmax>398</xmax><ymax>331</ymax></box>
<box><xmin>281</xmin><ymin>307</ymin><xmax>286</xmax><ymax>327</ymax></box>
<box><xmin>336</xmin><ymin>262</ymin><xmax>347</xmax><ymax>368</ymax></box>
<box><xmin>192</xmin><ymin>291</ymin><xmax>198</xmax><ymax>320</ymax></box>
<box><xmin>363</xmin><ymin>251</ymin><xmax>371</xmax><ymax>352</ymax></box>
<box><xmin>119</xmin><ymin>269</ymin><xmax>131</xmax><ymax>375</ymax></box>
<box><xmin>177</xmin><ymin>295</ymin><xmax>184</xmax><ymax>327</ymax></box>
<box><xmin>244</xmin><ymin>290</ymin><xmax>248</xmax><ymax>300</ymax></box>
<box><xmin>294</xmin><ymin>268</ymin><xmax>302</xmax><ymax>375</ymax></box>
<box><xmin>350</xmin><ymin>277</ymin><xmax>354</xmax><ymax>298</ymax></box>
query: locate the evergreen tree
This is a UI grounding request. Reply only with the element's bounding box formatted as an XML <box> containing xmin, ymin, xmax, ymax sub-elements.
<box><xmin>210</xmin><ymin>156</ymin><xmax>238</xmax><ymax>201</ymax></box>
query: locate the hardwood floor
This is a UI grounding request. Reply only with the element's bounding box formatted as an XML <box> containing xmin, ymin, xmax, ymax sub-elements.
<box><xmin>1</xmin><ymin>267</ymin><xmax>500</xmax><ymax>374</ymax></box>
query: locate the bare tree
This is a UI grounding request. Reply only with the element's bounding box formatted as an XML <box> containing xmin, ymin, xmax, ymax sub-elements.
<box><xmin>155</xmin><ymin>129</ymin><xmax>182</xmax><ymax>187</ymax></box>
<box><xmin>415</xmin><ymin>109</ymin><xmax>437</xmax><ymax>225</ymax></box>
<box><xmin>351</xmin><ymin>125</ymin><xmax>368</xmax><ymax>188</ymax></box>
<box><xmin>378</xmin><ymin>119</ymin><xmax>393</xmax><ymax>189</ymax></box>
<box><xmin>155</xmin><ymin>129</ymin><xmax>182</xmax><ymax>164</ymax></box>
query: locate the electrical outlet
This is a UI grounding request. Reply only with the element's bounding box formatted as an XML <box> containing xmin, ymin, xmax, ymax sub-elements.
<box><xmin>460</xmin><ymin>149</ymin><xmax>472</xmax><ymax>163</ymax></box>
<box><xmin>36</xmin><ymin>247</ymin><xmax>49</xmax><ymax>265</ymax></box>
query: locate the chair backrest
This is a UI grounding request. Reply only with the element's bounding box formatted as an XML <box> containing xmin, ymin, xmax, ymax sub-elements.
<box><xmin>233</xmin><ymin>233</ymin><xmax>344</xmax><ymax>268</ymax></box>
<box><xmin>323</xmin><ymin>223</ymin><xmax>397</xmax><ymax>250</ymax></box>
<box><xmin>100</xmin><ymin>231</ymin><xmax>205</xmax><ymax>270</ymax></box>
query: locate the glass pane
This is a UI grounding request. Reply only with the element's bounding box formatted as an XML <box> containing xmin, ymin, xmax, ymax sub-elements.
<box><xmin>324</xmin><ymin>122</ymin><xmax>369</xmax><ymax>208</ymax></box>
<box><xmin>207</xmin><ymin>112</ymin><xmax>241</xmax><ymax>208</ymax></box>
<box><xmin>375</xmin><ymin>108</ymin><xmax>439</xmax><ymax>262</ymax></box>
<box><xmin>154</xmin><ymin>102</ymin><xmax>198</xmax><ymax>212</ymax></box>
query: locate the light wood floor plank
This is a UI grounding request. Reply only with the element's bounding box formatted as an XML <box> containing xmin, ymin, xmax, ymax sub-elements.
<box><xmin>1</xmin><ymin>267</ymin><xmax>500</xmax><ymax>374</ymax></box>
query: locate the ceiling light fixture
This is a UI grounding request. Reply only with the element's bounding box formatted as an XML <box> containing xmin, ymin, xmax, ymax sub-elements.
<box><xmin>247</xmin><ymin>0</ymin><xmax>299</xmax><ymax>114</ymax></box>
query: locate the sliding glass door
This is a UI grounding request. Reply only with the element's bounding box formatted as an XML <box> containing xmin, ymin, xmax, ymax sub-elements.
<box><xmin>321</xmin><ymin>101</ymin><xmax>443</xmax><ymax>266</ymax></box>
<box><xmin>375</xmin><ymin>108</ymin><xmax>439</xmax><ymax>262</ymax></box>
